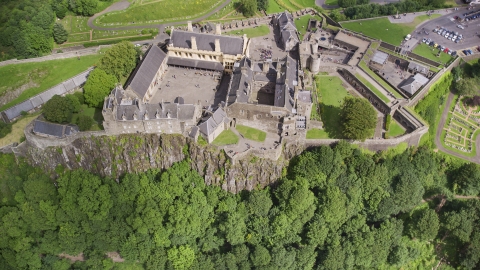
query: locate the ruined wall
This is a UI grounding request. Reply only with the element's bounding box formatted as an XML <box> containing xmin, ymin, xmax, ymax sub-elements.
<box><xmin>20</xmin><ymin>131</ymin><xmax>286</xmax><ymax>194</ymax></box>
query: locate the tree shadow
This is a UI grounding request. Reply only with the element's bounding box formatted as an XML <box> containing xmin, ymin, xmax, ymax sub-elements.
<box><xmin>321</xmin><ymin>104</ymin><xmax>344</xmax><ymax>139</ymax></box>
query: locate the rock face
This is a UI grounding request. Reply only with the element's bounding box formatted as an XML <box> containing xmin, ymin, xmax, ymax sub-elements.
<box><xmin>23</xmin><ymin>134</ymin><xmax>287</xmax><ymax>193</ymax></box>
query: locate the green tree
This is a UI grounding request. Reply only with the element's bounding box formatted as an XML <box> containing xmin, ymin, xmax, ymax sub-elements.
<box><xmin>408</xmin><ymin>209</ymin><xmax>439</xmax><ymax>241</ymax></box>
<box><xmin>250</xmin><ymin>245</ymin><xmax>271</xmax><ymax>267</ymax></box>
<box><xmin>456</xmin><ymin>77</ymin><xmax>479</xmax><ymax>96</ymax></box>
<box><xmin>0</xmin><ymin>122</ymin><xmax>12</xmax><ymax>138</ymax></box>
<box><xmin>42</xmin><ymin>95</ymin><xmax>74</xmax><ymax>123</ymax></box>
<box><xmin>341</xmin><ymin>97</ymin><xmax>377</xmax><ymax>141</ymax></box>
<box><xmin>241</xmin><ymin>0</ymin><xmax>257</xmax><ymax>17</ymax></box>
<box><xmin>257</xmin><ymin>0</ymin><xmax>269</xmax><ymax>10</ymax></box>
<box><xmin>83</xmin><ymin>68</ymin><xmax>117</xmax><ymax>108</ymax></box>
<box><xmin>65</xmin><ymin>94</ymin><xmax>81</xmax><ymax>113</ymax></box>
<box><xmin>53</xmin><ymin>23</ymin><xmax>68</xmax><ymax>44</ymax></box>
<box><xmin>167</xmin><ymin>245</ymin><xmax>195</xmax><ymax>270</ymax></box>
<box><xmin>98</xmin><ymin>41</ymin><xmax>137</xmax><ymax>80</ymax></box>
<box><xmin>454</xmin><ymin>163</ymin><xmax>480</xmax><ymax>196</ymax></box>
<box><xmin>77</xmin><ymin>115</ymin><xmax>94</xmax><ymax>131</ymax></box>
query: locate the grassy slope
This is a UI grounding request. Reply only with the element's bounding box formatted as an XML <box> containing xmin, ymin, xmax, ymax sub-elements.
<box><xmin>98</xmin><ymin>0</ymin><xmax>220</xmax><ymax>24</ymax></box>
<box><xmin>0</xmin><ymin>113</ymin><xmax>40</xmax><ymax>147</ymax></box>
<box><xmin>412</xmin><ymin>43</ymin><xmax>453</xmax><ymax>65</ymax></box>
<box><xmin>306</xmin><ymin>128</ymin><xmax>330</xmax><ymax>139</ymax></box>
<box><xmin>266</xmin><ymin>0</ymin><xmax>284</xmax><ymax>14</ymax></box>
<box><xmin>236</xmin><ymin>125</ymin><xmax>267</xmax><ymax>142</ymax></box>
<box><xmin>212</xmin><ymin>130</ymin><xmax>239</xmax><ymax>146</ymax></box>
<box><xmin>224</xmin><ymin>25</ymin><xmax>270</xmax><ymax>38</ymax></box>
<box><xmin>294</xmin><ymin>14</ymin><xmax>323</xmax><ymax>40</ymax></box>
<box><xmin>341</xmin><ymin>14</ymin><xmax>441</xmax><ymax>45</ymax></box>
<box><xmin>0</xmin><ymin>55</ymin><xmax>101</xmax><ymax>111</ymax></box>
<box><xmin>316</xmin><ymin>76</ymin><xmax>350</xmax><ymax>138</ymax></box>
<box><xmin>387</xmin><ymin>121</ymin><xmax>406</xmax><ymax>138</ymax></box>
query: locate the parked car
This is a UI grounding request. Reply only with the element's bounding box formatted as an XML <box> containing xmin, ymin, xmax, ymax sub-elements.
<box><xmin>452</xmin><ymin>51</ymin><xmax>457</xmax><ymax>57</ymax></box>
<box><xmin>429</xmin><ymin>41</ymin><xmax>435</xmax><ymax>46</ymax></box>
<box><xmin>434</xmin><ymin>43</ymin><xmax>439</xmax><ymax>48</ymax></box>
<box><xmin>405</xmin><ymin>34</ymin><xmax>412</xmax><ymax>41</ymax></box>
<box><xmin>422</xmin><ymin>38</ymin><xmax>427</xmax><ymax>43</ymax></box>
<box><xmin>458</xmin><ymin>25</ymin><xmax>465</xmax><ymax>29</ymax></box>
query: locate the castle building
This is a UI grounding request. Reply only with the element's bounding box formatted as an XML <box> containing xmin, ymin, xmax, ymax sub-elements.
<box><xmin>273</xmin><ymin>11</ymin><xmax>299</xmax><ymax>52</ymax></box>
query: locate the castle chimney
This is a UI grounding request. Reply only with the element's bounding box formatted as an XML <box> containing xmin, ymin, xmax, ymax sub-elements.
<box><xmin>263</xmin><ymin>61</ymin><xmax>269</xmax><ymax>73</ymax></box>
<box><xmin>191</xmin><ymin>36</ymin><xmax>197</xmax><ymax>50</ymax></box>
<box><xmin>215</xmin><ymin>23</ymin><xmax>221</xmax><ymax>35</ymax></box>
<box><xmin>215</xmin><ymin>39</ymin><xmax>221</xmax><ymax>52</ymax></box>
<box><xmin>187</xmin><ymin>21</ymin><xmax>193</xmax><ymax>32</ymax></box>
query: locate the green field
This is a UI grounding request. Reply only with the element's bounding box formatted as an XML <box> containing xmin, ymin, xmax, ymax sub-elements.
<box><xmin>206</xmin><ymin>0</ymin><xmax>243</xmax><ymax>20</ymax></box>
<box><xmin>212</xmin><ymin>129</ymin><xmax>239</xmax><ymax>145</ymax></box>
<box><xmin>412</xmin><ymin>43</ymin><xmax>453</xmax><ymax>65</ymax></box>
<box><xmin>324</xmin><ymin>0</ymin><xmax>338</xmax><ymax>5</ymax></box>
<box><xmin>294</xmin><ymin>14</ymin><xmax>323</xmax><ymax>40</ymax></box>
<box><xmin>97</xmin><ymin>0</ymin><xmax>221</xmax><ymax>25</ymax></box>
<box><xmin>306</xmin><ymin>128</ymin><xmax>330</xmax><ymax>139</ymax></box>
<box><xmin>316</xmin><ymin>76</ymin><xmax>350</xmax><ymax>138</ymax></box>
<box><xmin>387</xmin><ymin>121</ymin><xmax>406</xmax><ymax>138</ymax></box>
<box><xmin>341</xmin><ymin>15</ymin><xmax>441</xmax><ymax>45</ymax></box>
<box><xmin>225</xmin><ymin>25</ymin><xmax>270</xmax><ymax>38</ymax></box>
<box><xmin>0</xmin><ymin>55</ymin><xmax>101</xmax><ymax>111</ymax></box>
<box><xmin>354</xmin><ymin>74</ymin><xmax>390</xmax><ymax>103</ymax></box>
<box><xmin>266</xmin><ymin>0</ymin><xmax>284</xmax><ymax>14</ymax></box>
<box><xmin>236</xmin><ymin>125</ymin><xmax>267</xmax><ymax>142</ymax></box>
<box><xmin>71</xmin><ymin>104</ymin><xmax>104</xmax><ymax>131</ymax></box>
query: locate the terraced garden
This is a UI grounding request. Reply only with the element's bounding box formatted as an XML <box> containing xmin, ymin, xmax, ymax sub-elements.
<box><xmin>442</xmin><ymin>97</ymin><xmax>480</xmax><ymax>157</ymax></box>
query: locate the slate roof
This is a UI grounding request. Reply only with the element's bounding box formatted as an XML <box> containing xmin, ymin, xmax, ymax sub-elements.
<box><xmin>400</xmin><ymin>74</ymin><xmax>429</xmax><ymax>96</ymax></box>
<box><xmin>276</xmin><ymin>12</ymin><xmax>298</xmax><ymax>49</ymax></box>
<box><xmin>167</xmin><ymin>57</ymin><xmax>224</xmax><ymax>71</ymax></box>
<box><xmin>227</xmin><ymin>57</ymin><xmax>253</xmax><ymax>104</ymax></box>
<box><xmin>125</xmin><ymin>45</ymin><xmax>167</xmax><ymax>99</ymax></box>
<box><xmin>33</xmin><ymin>120</ymin><xmax>78</xmax><ymax>138</ymax></box>
<box><xmin>371</xmin><ymin>51</ymin><xmax>388</xmax><ymax>65</ymax></box>
<box><xmin>170</xmin><ymin>30</ymin><xmax>244</xmax><ymax>55</ymax></box>
<box><xmin>408</xmin><ymin>61</ymin><xmax>428</xmax><ymax>74</ymax></box>
<box><xmin>274</xmin><ymin>55</ymin><xmax>297</xmax><ymax>111</ymax></box>
<box><xmin>4</xmin><ymin>100</ymin><xmax>34</xmax><ymax>120</ymax></box>
<box><xmin>116</xmin><ymin>102</ymin><xmax>196</xmax><ymax>121</ymax></box>
<box><xmin>199</xmin><ymin>107</ymin><xmax>228</xmax><ymax>136</ymax></box>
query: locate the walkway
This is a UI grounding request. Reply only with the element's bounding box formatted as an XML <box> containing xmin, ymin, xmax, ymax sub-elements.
<box><xmin>387</xmin><ymin>9</ymin><xmax>453</xmax><ymax>24</ymax></box>
<box><xmin>435</xmin><ymin>92</ymin><xmax>480</xmax><ymax>164</ymax></box>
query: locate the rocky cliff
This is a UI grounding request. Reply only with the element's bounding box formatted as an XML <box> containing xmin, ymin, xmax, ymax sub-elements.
<box><xmin>22</xmin><ymin>133</ymin><xmax>289</xmax><ymax>193</ymax></box>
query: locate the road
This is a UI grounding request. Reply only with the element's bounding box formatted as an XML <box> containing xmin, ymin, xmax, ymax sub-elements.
<box><xmin>435</xmin><ymin>92</ymin><xmax>480</xmax><ymax>164</ymax></box>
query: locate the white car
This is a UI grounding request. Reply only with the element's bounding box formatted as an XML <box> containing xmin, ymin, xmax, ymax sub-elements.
<box><xmin>457</xmin><ymin>25</ymin><xmax>465</xmax><ymax>29</ymax></box>
<box><xmin>405</xmin><ymin>34</ymin><xmax>412</xmax><ymax>41</ymax></box>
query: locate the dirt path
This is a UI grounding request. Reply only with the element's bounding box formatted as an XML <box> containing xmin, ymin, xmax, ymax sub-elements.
<box><xmin>435</xmin><ymin>92</ymin><xmax>480</xmax><ymax>164</ymax></box>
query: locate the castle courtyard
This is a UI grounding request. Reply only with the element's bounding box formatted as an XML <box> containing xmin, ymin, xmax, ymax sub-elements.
<box><xmin>149</xmin><ymin>66</ymin><xmax>226</xmax><ymax>108</ymax></box>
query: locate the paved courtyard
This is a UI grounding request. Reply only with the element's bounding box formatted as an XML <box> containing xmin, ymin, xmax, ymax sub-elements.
<box><xmin>377</xmin><ymin>61</ymin><xmax>411</xmax><ymax>91</ymax></box>
<box><xmin>249</xmin><ymin>24</ymin><xmax>296</xmax><ymax>61</ymax></box>
<box><xmin>150</xmin><ymin>66</ymin><xmax>225</xmax><ymax>107</ymax></box>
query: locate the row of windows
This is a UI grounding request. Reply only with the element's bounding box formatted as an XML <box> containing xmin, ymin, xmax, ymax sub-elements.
<box><xmin>173</xmin><ymin>51</ymin><xmax>218</xmax><ymax>61</ymax></box>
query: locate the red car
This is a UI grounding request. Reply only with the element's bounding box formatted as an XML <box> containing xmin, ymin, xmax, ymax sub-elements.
<box><xmin>443</xmin><ymin>48</ymin><xmax>450</xmax><ymax>53</ymax></box>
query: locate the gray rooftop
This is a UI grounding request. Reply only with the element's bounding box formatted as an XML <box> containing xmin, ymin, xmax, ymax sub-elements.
<box><xmin>116</xmin><ymin>101</ymin><xmax>196</xmax><ymax>121</ymax></box>
<box><xmin>297</xmin><ymin>90</ymin><xmax>312</xmax><ymax>103</ymax></box>
<box><xmin>170</xmin><ymin>30</ymin><xmax>244</xmax><ymax>55</ymax></box>
<box><xmin>371</xmin><ymin>51</ymin><xmax>388</xmax><ymax>65</ymax></box>
<box><xmin>33</xmin><ymin>120</ymin><xmax>78</xmax><ymax>138</ymax></box>
<box><xmin>199</xmin><ymin>107</ymin><xmax>228</xmax><ymax>136</ymax></box>
<box><xmin>227</xmin><ymin>57</ymin><xmax>253</xmax><ymax>104</ymax></box>
<box><xmin>408</xmin><ymin>61</ymin><xmax>429</xmax><ymax>74</ymax></box>
<box><xmin>400</xmin><ymin>74</ymin><xmax>428</xmax><ymax>96</ymax></box>
<box><xmin>125</xmin><ymin>45</ymin><xmax>167</xmax><ymax>98</ymax></box>
<box><xmin>167</xmin><ymin>56</ymin><xmax>224</xmax><ymax>71</ymax></box>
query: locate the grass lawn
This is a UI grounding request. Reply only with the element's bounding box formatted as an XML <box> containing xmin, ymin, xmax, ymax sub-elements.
<box><xmin>358</xmin><ymin>61</ymin><xmax>403</xmax><ymax>99</ymax></box>
<box><xmin>0</xmin><ymin>113</ymin><xmax>40</xmax><ymax>147</ymax></box>
<box><xmin>412</xmin><ymin>43</ymin><xmax>453</xmax><ymax>65</ymax></box>
<box><xmin>316</xmin><ymin>75</ymin><xmax>350</xmax><ymax>138</ymax></box>
<box><xmin>97</xmin><ymin>0</ymin><xmax>221</xmax><ymax>25</ymax></box>
<box><xmin>354</xmin><ymin>74</ymin><xmax>390</xmax><ymax>103</ymax></box>
<box><xmin>306</xmin><ymin>128</ymin><xmax>330</xmax><ymax>139</ymax></box>
<box><xmin>224</xmin><ymin>25</ymin><xmax>270</xmax><ymax>38</ymax></box>
<box><xmin>274</xmin><ymin>0</ymin><xmax>299</xmax><ymax>11</ymax></box>
<box><xmin>206</xmin><ymin>0</ymin><xmax>242</xmax><ymax>20</ymax></box>
<box><xmin>71</xmin><ymin>104</ymin><xmax>104</xmax><ymax>131</ymax></box>
<box><xmin>387</xmin><ymin>121</ymin><xmax>406</xmax><ymax>138</ymax></box>
<box><xmin>0</xmin><ymin>54</ymin><xmax>101</xmax><ymax>111</ymax></box>
<box><xmin>294</xmin><ymin>14</ymin><xmax>323</xmax><ymax>40</ymax></box>
<box><xmin>266</xmin><ymin>0</ymin><xmax>284</xmax><ymax>14</ymax></box>
<box><xmin>341</xmin><ymin>15</ymin><xmax>441</xmax><ymax>45</ymax></box>
<box><xmin>212</xmin><ymin>129</ymin><xmax>239</xmax><ymax>146</ymax></box>
<box><xmin>236</xmin><ymin>125</ymin><xmax>267</xmax><ymax>142</ymax></box>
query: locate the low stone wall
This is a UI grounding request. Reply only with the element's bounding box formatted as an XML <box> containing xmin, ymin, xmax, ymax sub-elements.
<box><xmin>0</xmin><ymin>143</ymin><xmax>17</xmax><ymax>154</ymax></box>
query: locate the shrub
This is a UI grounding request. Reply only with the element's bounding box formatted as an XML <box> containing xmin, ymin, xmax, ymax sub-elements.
<box><xmin>0</xmin><ymin>121</ymin><xmax>12</xmax><ymax>138</ymax></box>
<box><xmin>73</xmin><ymin>92</ymin><xmax>85</xmax><ymax>105</ymax></box>
<box><xmin>385</xmin><ymin>115</ymin><xmax>392</xmax><ymax>131</ymax></box>
<box><xmin>77</xmin><ymin>115</ymin><xmax>94</xmax><ymax>131</ymax></box>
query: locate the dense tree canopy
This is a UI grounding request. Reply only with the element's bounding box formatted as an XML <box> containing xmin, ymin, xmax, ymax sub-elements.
<box><xmin>1</xmin><ymin>140</ymin><xmax>479</xmax><ymax>269</ymax></box>
<box><xmin>42</xmin><ymin>95</ymin><xmax>75</xmax><ymax>123</ymax></box>
<box><xmin>53</xmin><ymin>23</ymin><xmax>69</xmax><ymax>44</ymax></box>
<box><xmin>98</xmin><ymin>41</ymin><xmax>138</xmax><ymax>80</ymax></box>
<box><xmin>341</xmin><ymin>97</ymin><xmax>377</xmax><ymax>141</ymax></box>
<box><xmin>83</xmin><ymin>68</ymin><xmax>117</xmax><ymax>108</ymax></box>
<box><xmin>241</xmin><ymin>0</ymin><xmax>258</xmax><ymax>17</ymax></box>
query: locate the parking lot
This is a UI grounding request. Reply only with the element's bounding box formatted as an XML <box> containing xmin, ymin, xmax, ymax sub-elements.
<box><xmin>410</xmin><ymin>8</ymin><xmax>480</xmax><ymax>53</ymax></box>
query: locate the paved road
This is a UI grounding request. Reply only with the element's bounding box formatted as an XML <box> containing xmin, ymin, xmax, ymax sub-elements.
<box><xmin>435</xmin><ymin>91</ymin><xmax>480</xmax><ymax>164</ymax></box>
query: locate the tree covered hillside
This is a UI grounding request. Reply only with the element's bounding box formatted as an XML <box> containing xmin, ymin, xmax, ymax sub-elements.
<box><xmin>0</xmin><ymin>142</ymin><xmax>480</xmax><ymax>269</ymax></box>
